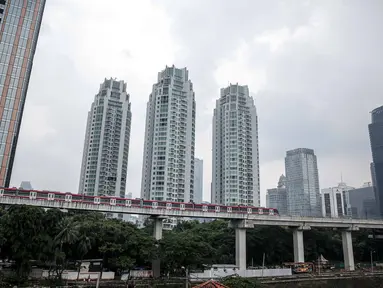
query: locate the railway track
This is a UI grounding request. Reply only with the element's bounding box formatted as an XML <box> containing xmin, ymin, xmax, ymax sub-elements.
<box><xmin>260</xmin><ymin>271</ymin><xmax>383</xmax><ymax>284</ymax></box>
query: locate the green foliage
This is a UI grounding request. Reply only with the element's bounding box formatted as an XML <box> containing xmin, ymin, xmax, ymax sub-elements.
<box><xmin>0</xmin><ymin>206</ymin><xmax>155</xmax><ymax>282</ymax></box>
<box><xmin>159</xmin><ymin>229</ymin><xmax>214</xmax><ymax>274</ymax></box>
<box><xmin>1</xmin><ymin>206</ymin><xmax>47</xmax><ymax>278</ymax></box>
<box><xmin>221</xmin><ymin>276</ymin><xmax>260</xmax><ymax>288</ymax></box>
<box><xmin>0</xmin><ymin>205</ymin><xmax>381</xmax><ymax>284</ymax></box>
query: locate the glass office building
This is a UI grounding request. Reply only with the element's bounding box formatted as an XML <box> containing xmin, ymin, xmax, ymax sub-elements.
<box><xmin>285</xmin><ymin>148</ymin><xmax>321</xmax><ymax>217</ymax></box>
<box><xmin>369</xmin><ymin>106</ymin><xmax>383</xmax><ymax>217</ymax></box>
<box><xmin>0</xmin><ymin>0</ymin><xmax>46</xmax><ymax>187</ymax></box>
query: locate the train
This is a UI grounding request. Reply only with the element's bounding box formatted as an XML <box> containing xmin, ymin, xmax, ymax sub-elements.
<box><xmin>0</xmin><ymin>187</ymin><xmax>280</xmax><ymax>216</ymax></box>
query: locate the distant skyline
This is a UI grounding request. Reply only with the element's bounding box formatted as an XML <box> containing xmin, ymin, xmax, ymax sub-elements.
<box><xmin>8</xmin><ymin>0</ymin><xmax>382</xmax><ymax>206</ymax></box>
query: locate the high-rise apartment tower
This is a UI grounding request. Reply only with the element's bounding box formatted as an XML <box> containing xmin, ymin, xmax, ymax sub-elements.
<box><xmin>0</xmin><ymin>0</ymin><xmax>46</xmax><ymax>187</ymax></box>
<box><xmin>79</xmin><ymin>78</ymin><xmax>132</xmax><ymax>200</ymax></box>
<box><xmin>194</xmin><ymin>158</ymin><xmax>203</xmax><ymax>204</ymax></box>
<box><xmin>212</xmin><ymin>84</ymin><xmax>260</xmax><ymax>206</ymax></box>
<box><xmin>285</xmin><ymin>148</ymin><xmax>321</xmax><ymax>217</ymax></box>
<box><xmin>141</xmin><ymin>66</ymin><xmax>196</xmax><ymax>207</ymax></box>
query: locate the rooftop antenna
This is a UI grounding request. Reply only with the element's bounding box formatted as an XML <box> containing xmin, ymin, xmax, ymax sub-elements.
<box><xmin>341</xmin><ymin>172</ymin><xmax>343</xmax><ymax>183</ymax></box>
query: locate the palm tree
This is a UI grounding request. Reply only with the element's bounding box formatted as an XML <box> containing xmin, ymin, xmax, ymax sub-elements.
<box><xmin>76</xmin><ymin>235</ymin><xmax>92</xmax><ymax>280</ymax></box>
<box><xmin>53</xmin><ymin>217</ymin><xmax>80</xmax><ymax>277</ymax></box>
<box><xmin>55</xmin><ymin>217</ymin><xmax>80</xmax><ymax>248</ymax></box>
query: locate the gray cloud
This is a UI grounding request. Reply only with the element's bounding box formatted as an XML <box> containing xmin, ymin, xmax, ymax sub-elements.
<box><xmin>10</xmin><ymin>0</ymin><xmax>383</xmax><ymax>205</ymax></box>
<box><xmin>157</xmin><ymin>0</ymin><xmax>383</xmax><ymax>196</ymax></box>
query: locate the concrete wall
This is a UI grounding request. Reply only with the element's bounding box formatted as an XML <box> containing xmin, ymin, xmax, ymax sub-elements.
<box><xmin>190</xmin><ymin>268</ymin><xmax>292</xmax><ymax>280</ymax></box>
<box><xmin>40</xmin><ymin>270</ymin><xmax>115</xmax><ymax>280</ymax></box>
<box><xmin>263</xmin><ymin>277</ymin><xmax>383</xmax><ymax>288</ymax></box>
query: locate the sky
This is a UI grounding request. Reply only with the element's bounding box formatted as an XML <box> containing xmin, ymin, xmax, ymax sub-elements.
<box><xmin>10</xmin><ymin>0</ymin><xmax>383</xmax><ymax>205</ymax></box>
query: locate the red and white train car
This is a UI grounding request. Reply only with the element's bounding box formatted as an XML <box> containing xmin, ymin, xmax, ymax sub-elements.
<box><xmin>0</xmin><ymin>188</ymin><xmax>280</xmax><ymax>216</ymax></box>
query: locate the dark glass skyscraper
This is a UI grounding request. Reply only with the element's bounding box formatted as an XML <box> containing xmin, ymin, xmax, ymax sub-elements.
<box><xmin>0</xmin><ymin>0</ymin><xmax>46</xmax><ymax>187</ymax></box>
<box><xmin>369</xmin><ymin>106</ymin><xmax>383</xmax><ymax>217</ymax></box>
<box><xmin>285</xmin><ymin>148</ymin><xmax>321</xmax><ymax>217</ymax></box>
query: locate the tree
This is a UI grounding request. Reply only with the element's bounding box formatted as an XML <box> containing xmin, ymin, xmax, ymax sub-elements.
<box><xmin>55</xmin><ymin>217</ymin><xmax>80</xmax><ymax>248</ymax></box>
<box><xmin>159</xmin><ymin>230</ymin><xmax>214</xmax><ymax>275</ymax></box>
<box><xmin>53</xmin><ymin>217</ymin><xmax>80</xmax><ymax>279</ymax></box>
<box><xmin>247</xmin><ymin>226</ymin><xmax>293</xmax><ymax>266</ymax></box>
<box><xmin>1</xmin><ymin>205</ymin><xmax>46</xmax><ymax>279</ymax></box>
<box><xmin>221</xmin><ymin>276</ymin><xmax>260</xmax><ymax>288</ymax></box>
<box><xmin>0</xmin><ymin>204</ymin><xmax>380</xmax><ymax>285</ymax></box>
<box><xmin>76</xmin><ymin>234</ymin><xmax>92</xmax><ymax>280</ymax></box>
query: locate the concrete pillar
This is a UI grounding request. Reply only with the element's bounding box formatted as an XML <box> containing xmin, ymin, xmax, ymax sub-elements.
<box><xmin>152</xmin><ymin>217</ymin><xmax>164</xmax><ymax>278</ymax></box>
<box><xmin>293</xmin><ymin>229</ymin><xmax>305</xmax><ymax>263</ymax></box>
<box><xmin>342</xmin><ymin>230</ymin><xmax>355</xmax><ymax>271</ymax></box>
<box><xmin>235</xmin><ymin>228</ymin><xmax>247</xmax><ymax>270</ymax></box>
<box><xmin>153</xmin><ymin>217</ymin><xmax>163</xmax><ymax>240</ymax></box>
<box><xmin>229</xmin><ymin>220</ymin><xmax>253</xmax><ymax>270</ymax></box>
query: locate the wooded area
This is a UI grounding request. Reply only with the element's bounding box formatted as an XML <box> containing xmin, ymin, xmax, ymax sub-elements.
<box><xmin>0</xmin><ymin>205</ymin><xmax>380</xmax><ymax>285</ymax></box>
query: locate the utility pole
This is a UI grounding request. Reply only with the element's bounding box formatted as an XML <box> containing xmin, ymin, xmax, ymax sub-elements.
<box><xmin>261</xmin><ymin>253</ymin><xmax>265</xmax><ymax>277</ymax></box>
<box><xmin>371</xmin><ymin>250</ymin><xmax>374</xmax><ymax>274</ymax></box>
<box><xmin>96</xmin><ymin>272</ymin><xmax>100</xmax><ymax>288</ymax></box>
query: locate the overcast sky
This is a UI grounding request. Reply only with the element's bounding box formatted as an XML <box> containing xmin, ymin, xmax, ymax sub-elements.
<box><xmin>10</xmin><ymin>0</ymin><xmax>383</xmax><ymax>205</ymax></box>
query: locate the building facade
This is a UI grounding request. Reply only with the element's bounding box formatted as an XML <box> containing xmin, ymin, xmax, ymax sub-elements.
<box><xmin>266</xmin><ymin>174</ymin><xmax>287</xmax><ymax>215</ymax></box>
<box><xmin>285</xmin><ymin>148</ymin><xmax>321</xmax><ymax>217</ymax></box>
<box><xmin>369</xmin><ymin>106</ymin><xmax>383</xmax><ymax>217</ymax></box>
<box><xmin>348</xmin><ymin>182</ymin><xmax>378</xmax><ymax>219</ymax></box>
<box><xmin>321</xmin><ymin>182</ymin><xmax>354</xmax><ymax>218</ymax></box>
<box><xmin>194</xmin><ymin>158</ymin><xmax>203</xmax><ymax>204</ymax></box>
<box><xmin>140</xmin><ymin>66</ymin><xmax>196</xmax><ymax>230</ymax></box>
<box><xmin>19</xmin><ymin>180</ymin><xmax>32</xmax><ymax>190</ymax></box>
<box><xmin>212</xmin><ymin>84</ymin><xmax>260</xmax><ymax>206</ymax></box>
<box><xmin>140</xmin><ymin>66</ymin><xmax>195</xmax><ymax>208</ymax></box>
<box><xmin>0</xmin><ymin>0</ymin><xmax>46</xmax><ymax>187</ymax></box>
<box><xmin>79</xmin><ymin>78</ymin><xmax>132</xmax><ymax>202</ymax></box>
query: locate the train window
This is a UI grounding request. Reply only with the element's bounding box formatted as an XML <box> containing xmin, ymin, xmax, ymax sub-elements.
<box><xmin>247</xmin><ymin>208</ymin><xmax>252</xmax><ymax>214</ymax></box>
<box><xmin>125</xmin><ymin>199</ymin><xmax>131</xmax><ymax>207</ymax></box>
<box><xmin>269</xmin><ymin>209</ymin><xmax>274</xmax><ymax>215</ymax></box>
<box><xmin>202</xmin><ymin>205</ymin><xmax>208</xmax><ymax>212</ymax></box>
<box><xmin>94</xmin><ymin>197</ymin><xmax>100</xmax><ymax>205</ymax></box>
<box><xmin>110</xmin><ymin>198</ymin><xmax>116</xmax><ymax>206</ymax></box>
<box><xmin>215</xmin><ymin>206</ymin><xmax>220</xmax><ymax>213</ymax></box>
<box><xmin>166</xmin><ymin>203</ymin><xmax>172</xmax><ymax>210</ymax></box>
<box><xmin>65</xmin><ymin>194</ymin><xmax>72</xmax><ymax>202</ymax></box>
<box><xmin>152</xmin><ymin>202</ymin><xmax>158</xmax><ymax>209</ymax></box>
<box><xmin>48</xmin><ymin>193</ymin><xmax>55</xmax><ymax>201</ymax></box>
<box><xmin>180</xmin><ymin>203</ymin><xmax>185</xmax><ymax>210</ymax></box>
<box><xmin>258</xmin><ymin>208</ymin><xmax>263</xmax><ymax>214</ymax></box>
<box><xmin>29</xmin><ymin>191</ymin><xmax>37</xmax><ymax>200</ymax></box>
<box><xmin>0</xmin><ymin>189</ymin><xmax>4</xmax><ymax>197</ymax></box>
<box><xmin>227</xmin><ymin>207</ymin><xmax>232</xmax><ymax>213</ymax></box>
